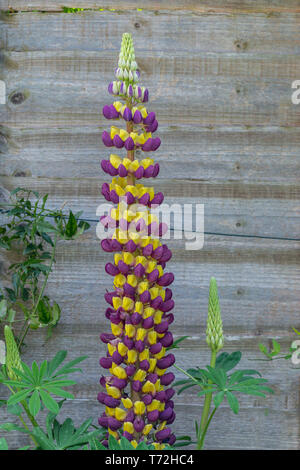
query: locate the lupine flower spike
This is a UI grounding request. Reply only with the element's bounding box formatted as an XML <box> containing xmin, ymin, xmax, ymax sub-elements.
<box><xmin>98</xmin><ymin>33</ymin><xmax>176</xmax><ymax>449</ymax></box>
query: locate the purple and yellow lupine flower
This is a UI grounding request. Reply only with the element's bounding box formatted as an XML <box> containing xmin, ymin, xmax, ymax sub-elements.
<box><xmin>98</xmin><ymin>33</ymin><xmax>176</xmax><ymax>449</ymax></box>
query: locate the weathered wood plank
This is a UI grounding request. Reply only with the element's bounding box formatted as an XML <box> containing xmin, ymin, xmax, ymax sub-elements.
<box><xmin>1</xmin><ymin>126</ymin><xmax>300</xmax><ymax>186</ymax></box>
<box><xmin>1</xmin><ymin>233</ymin><xmax>299</xmax><ymax>333</ymax></box>
<box><xmin>3</xmin><ymin>10</ymin><xmax>300</xmax><ymax>55</ymax></box>
<box><xmin>2</xmin><ymin>69</ymin><xmax>300</xmax><ymax>128</ymax></box>
<box><xmin>1</xmin><ymin>176</ymin><xmax>299</xmax><ymax>238</ymax></box>
<box><xmin>4</xmin><ymin>1</ymin><xmax>300</xmax><ymax>14</ymax></box>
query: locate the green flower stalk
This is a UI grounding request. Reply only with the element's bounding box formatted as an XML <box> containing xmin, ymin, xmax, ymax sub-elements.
<box><xmin>198</xmin><ymin>277</ymin><xmax>224</xmax><ymax>449</ymax></box>
<box><xmin>98</xmin><ymin>33</ymin><xmax>176</xmax><ymax>449</ymax></box>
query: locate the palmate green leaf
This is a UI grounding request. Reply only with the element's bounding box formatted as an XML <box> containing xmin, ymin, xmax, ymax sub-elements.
<box><xmin>186</xmin><ymin>368</ymin><xmax>205</xmax><ymax>380</ymax></box>
<box><xmin>119</xmin><ymin>436</ymin><xmax>134</xmax><ymax>450</ymax></box>
<box><xmin>213</xmin><ymin>391</ymin><xmax>225</xmax><ymax>408</ymax></box>
<box><xmin>216</xmin><ymin>351</ymin><xmax>242</xmax><ymax>371</ymax></box>
<box><xmin>7</xmin><ymin>388</ymin><xmax>32</xmax><ymax>405</ymax></box>
<box><xmin>38</xmin><ymin>360</ymin><xmax>48</xmax><ymax>382</ymax></box>
<box><xmin>31</xmin><ymin>361</ymin><xmax>40</xmax><ymax>382</ymax></box>
<box><xmin>172</xmin><ymin>435</ymin><xmax>193</xmax><ymax>448</ymax></box>
<box><xmin>44</xmin><ymin>379</ymin><xmax>76</xmax><ymax>387</ymax></box>
<box><xmin>32</xmin><ymin>427</ymin><xmax>58</xmax><ymax>450</ymax></box>
<box><xmin>29</xmin><ymin>389</ymin><xmax>41</xmax><ymax>416</ymax></box>
<box><xmin>66</xmin><ymin>429</ymin><xmax>103</xmax><ymax>450</ymax></box>
<box><xmin>39</xmin><ymin>389</ymin><xmax>59</xmax><ymax>414</ymax></box>
<box><xmin>57</xmin><ymin>418</ymin><xmax>75</xmax><ymax>447</ymax></box>
<box><xmin>108</xmin><ymin>435</ymin><xmax>121</xmax><ymax>450</ymax></box>
<box><xmin>51</xmin><ymin>355</ymin><xmax>88</xmax><ymax>378</ymax></box>
<box><xmin>0</xmin><ymin>438</ymin><xmax>8</xmax><ymax>450</ymax></box>
<box><xmin>136</xmin><ymin>441</ymin><xmax>155</xmax><ymax>450</ymax></box>
<box><xmin>88</xmin><ymin>438</ymin><xmax>107</xmax><ymax>450</ymax></box>
<box><xmin>177</xmin><ymin>383</ymin><xmax>198</xmax><ymax>395</ymax></box>
<box><xmin>46</xmin><ymin>350</ymin><xmax>68</xmax><ymax>377</ymax></box>
<box><xmin>226</xmin><ymin>391</ymin><xmax>239</xmax><ymax>414</ymax></box>
<box><xmin>7</xmin><ymin>403</ymin><xmax>23</xmax><ymax>416</ymax></box>
<box><xmin>44</xmin><ymin>387</ymin><xmax>74</xmax><ymax>400</ymax></box>
<box><xmin>173</xmin><ymin>379</ymin><xmax>191</xmax><ymax>386</ymax></box>
<box><xmin>167</xmin><ymin>336</ymin><xmax>189</xmax><ymax>350</ymax></box>
<box><xmin>0</xmin><ymin>422</ymin><xmax>29</xmax><ymax>434</ymax></box>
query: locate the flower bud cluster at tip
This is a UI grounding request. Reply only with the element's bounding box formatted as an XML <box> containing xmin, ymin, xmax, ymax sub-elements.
<box><xmin>115</xmin><ymin>32</ymin><xmax>140</xmax><ymax>84</ymax></box>
<box><xmin>4</xmin><ymin>325</ymin><xmax>23</xmax><ymax>381</ymax></box>
<box><xmin>206</xmin><ymin>277</ymin><xmax>224</xmax><ymax>353</ymax></box>
<box><xmin>98</xmin><ymin>33</ymin><xmax>176</xmax><ymax>450</ymax></box>
<box><xmin>108</xmin><ymin>32</ymin><xmax>148</xmax><ymax>102</ymax></box>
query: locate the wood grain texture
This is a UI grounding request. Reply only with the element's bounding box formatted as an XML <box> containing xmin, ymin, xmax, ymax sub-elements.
<box><xmin>0</xmin><ymin>5</ymin><xmax>300</xmax><ymax>449</ymax></box>
<box><xmin>4</xmin><ymin>0</ymin><xmax>300</xmax><ymax>13</ymax></box>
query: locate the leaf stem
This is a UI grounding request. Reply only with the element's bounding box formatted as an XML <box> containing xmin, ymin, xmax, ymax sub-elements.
<box><xmin>17</xmin><ymin>233</ymin><xmax>58</xmax><ymax>350</ymax></box>
<box><xmin>197</xmin><ymin>407</ymin><xmax>217</xmax><ymax>450</ymax></box>
<box><xmin>6</xmin><ymin>384</ymin><xmax>38</xmax><ymax>447</ymax></box>
<box><xmin>198</xmin><ymin>349</ymin><xmax>217</xmax><ymax>449</ymax></box>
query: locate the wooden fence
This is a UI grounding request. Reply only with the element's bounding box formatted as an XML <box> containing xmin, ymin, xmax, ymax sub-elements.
<box><xmin>0</xmin><ymin>1</ymin><xmax>300</xmax><ymax>449</ymax></box>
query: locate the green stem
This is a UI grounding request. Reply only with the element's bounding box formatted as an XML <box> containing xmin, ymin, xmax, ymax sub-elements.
<box><xmin>197</xmin><ymin>407</ymin><xmax>217</xmax><ymax>450</ymax></box>
<box><xmin>6</xmin><ymin>384</ymin><xmax>38</xmax><ymax>447</ymax></box>
<box><xmin>198</xmin><ymin>350</ymin><xmax>217</xmax><ymax>447</ymax></box>
<box><xmin>17</xmin><ymin>233</ymin><xmax>58</xmax><ymax>350</ymax></box>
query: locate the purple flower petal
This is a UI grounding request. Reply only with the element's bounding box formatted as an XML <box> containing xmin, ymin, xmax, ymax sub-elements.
<box><xmin>118</xmin><ymin>164</ymin><xmax>128</xmax><ymax>177</ymax></box>
<box><xmin>133</xmin><ymin>110</ymin><xmax>143</xmax><ymax>124</ymax></box>
<box><xmin>123</xmin><ymin>107</ymin><xmax>132</xmax><ymax>121</ymax></box>
<box><xmin>134</xmin><ymin>166</ymin><xmax>144</xmax><ymax>179</ymax></box>
<box><xmin>125</xmin><ymin>137</ymin><xmax>135</xmax><ymax>150</ymax></box>
<box><xmin>113</xmin><ymin>135</ymin><xmax>124</xmax><ymax>148</ymax></box>
<box><xmin>144</xmin><ymin>112</ymin><xmax>156</xmax><ymax>125</ymax></box>
<box><xmin>160</xmin><ymin>372</ymin><xmax>175</xmax><ymax>386</ymax></box>
<box><xmin>102</xmin><ymin>131</ymin><xmax>113</xmax><ymax>147</ymax></box>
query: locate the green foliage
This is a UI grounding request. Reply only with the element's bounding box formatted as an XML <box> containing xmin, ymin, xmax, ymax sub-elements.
<box><xmin>0</xmin><ymin>350</ymin><xmax>87</xmax><ymax>417</ymax></box>
<box><xmin>0</xmin><ymin>438</ymin><xmax>8</xmax><ymax>450</ymax></box>
<box><xmin>87</xmin><ymin>435</ymin><xmax>172</xmax><ymax>451</ymax></box>
<box><xmin>0</xmin><ymin>188</ymin><xmax>89</xmax><ymax>343</ymax></box>
<box><xmin>167</xmin><ymin>335</ymin><xmax>189</xmax><ymax>350</ymax></box>
<box><xmin>174</xmin><ymin>351</ymin><xmax>273</xmax><ymax>414</ymax></box>
<box><xmin>31</xmin><ymin>406</ymin><xmax>105</xmax><ymax>450</ymax></box>
<box><xmin>258</xmin><ymin>338</ymin><xmax>294</xmax><ymax>361</ymax></box>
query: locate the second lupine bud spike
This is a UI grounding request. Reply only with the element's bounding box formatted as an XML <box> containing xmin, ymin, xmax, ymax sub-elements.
<box><xmin>4</xmin><ymin>325</ymin><xmax>23</xmax><ymax>380</ymax></box>
<box><xmin>206</xmin><ymin>277</ymin><xmax>224</xmax><ymax>353</ymax></box>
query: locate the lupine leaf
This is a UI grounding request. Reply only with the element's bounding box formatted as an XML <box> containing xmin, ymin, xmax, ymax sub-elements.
<box><xmin>0</xmin><ymin>422</ymin><xmax>29</xmax><ymax>433</ymax></box>
<box><xmin>29</xmin><ymin>389</ymin><xmax>41</xmax><ymax>416</ymax></box>
<box><xmin>0</xmin><ymin>438</ymin><xmax>8</xmax><ymax>450</ymax></box>
<box><xmin>39</xmin><ymin>389</ymin><xmax>59</xmax><ymax>414</ymax></box>
<box><xmin>7</xmin><ymin>388</ymin><xmax>32</xmax><ymax>405</ymax></box>
<box><xmin>46</xmin><ymin>350</ymin><xmax>67</xmax><ymax>376</ymax></box>
<box><xmin>108</xmin><ymin>435</ymin><xmax>121</xmax><ymax>450</ymax></box>
<box><xmin>216</xmin><ymin>351</ymin><xmax>242</xmax><ymax>371</ymax></box>
<box><xmin>214</xmin><ymin>391</ymin><xmax>225</xmax><ymax>408</ymax></box>
<box><xmin>226</xmin><ymin>391</ymin><xmax>239</xmax><ymax>414</ymax></box>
